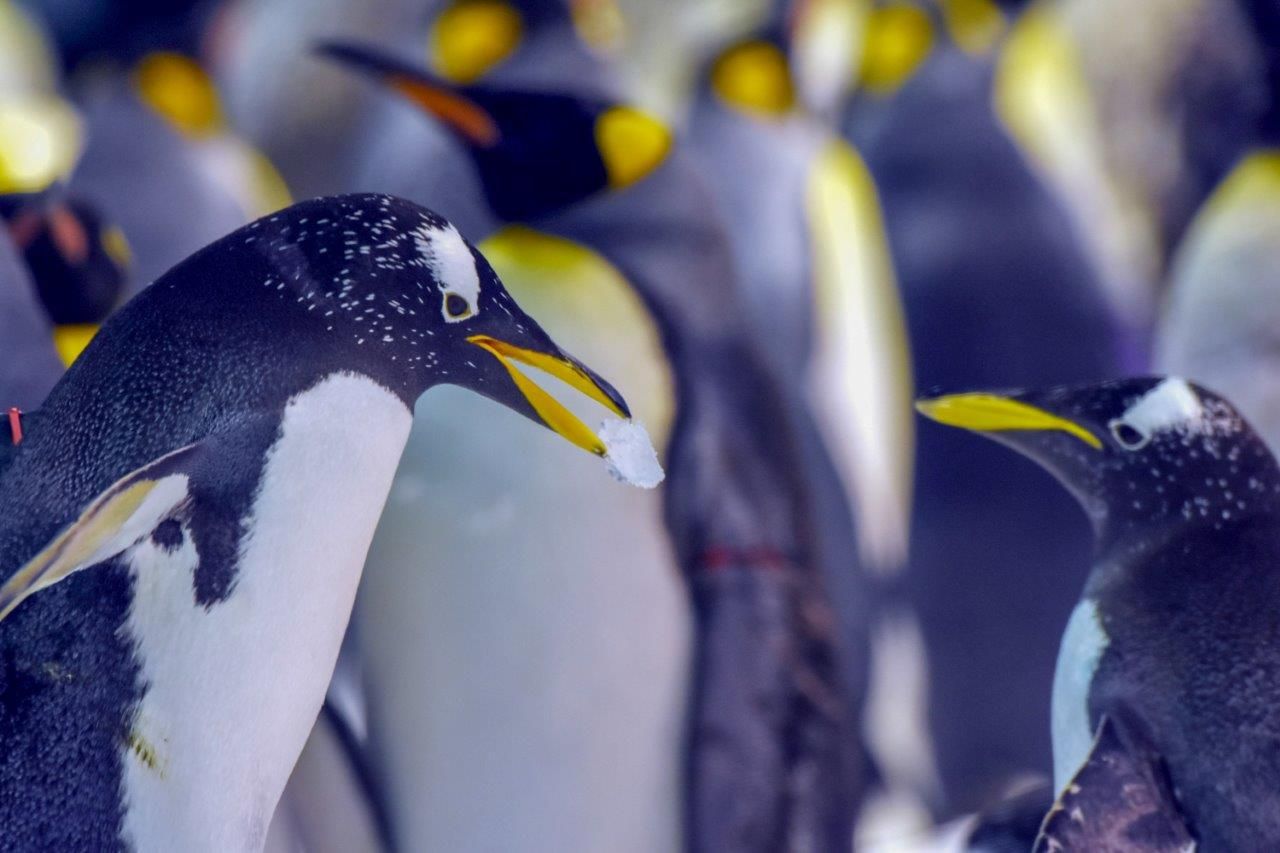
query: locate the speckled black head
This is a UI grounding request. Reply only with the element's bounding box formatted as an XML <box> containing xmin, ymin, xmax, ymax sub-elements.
<box><xmin>70</xmin><ymin>193</ymin><xmax>630</xmax><ymax>455</ymax></box>
<box><xmin>1</xmin><ymin>193</ymin><xmax>130</xmax><ymax>324</ymax></box>
<box><xmin>316</xmin><ymin>41</ymin><xmax>671</xmax><ymax>221</ymax></box>
<box><xmin>918</xmin><ymin>377</ymin><xmax>1280</xmax><ymax>546</ymax></box>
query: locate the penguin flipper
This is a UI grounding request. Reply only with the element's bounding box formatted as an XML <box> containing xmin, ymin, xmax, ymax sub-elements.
<box><xmin>1033</xmin><ymin>714</ymin><xmax>1194</xmax><ymax>852</ymax></box>
<box><xmin>0</xmin><ymin>439</ymin><xmax>203</xmax><ymax>621</ymax></box>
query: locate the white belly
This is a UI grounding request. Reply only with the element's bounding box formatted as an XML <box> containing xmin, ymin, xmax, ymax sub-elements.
<box><xmin>120</xmin><ymin>373</ymin><xmax>412</xmax><ymax>852</ymax></box>
<box><xmin>1051</xmin><ymin>598</ymin><xmax>1110</xmax><ymax>793</ymax></box>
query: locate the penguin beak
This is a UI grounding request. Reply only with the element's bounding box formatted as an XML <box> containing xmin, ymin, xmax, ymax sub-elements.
<box><xmin>315</xmin><ymin>42</ymin><xmax>500</xmax><ymax>146</ymax></box>
<box><xmin>915</xmin><ymin>393</ymin><xmax>1101</xmax><ymax>449</ymax></box>
<box><xmin>467</xmin><ymin>334</ymin><xmax>630</xmax><ymax>455</ymax></box>
<box><xmin>52</xmin><ymin>324</ymin><xmax>100</xmax><ymax>367</ymax></box>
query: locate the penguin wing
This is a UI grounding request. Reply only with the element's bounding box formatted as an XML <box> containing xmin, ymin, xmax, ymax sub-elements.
<box><xmin>1034</xmin><ymin>714</ymin><xmax>1195</xmax><ymax>852</ymax></box>
<box><xmin>0</xmin><ymin>439</ymin><xmax>204</xmax><ymax>621</ymax></box>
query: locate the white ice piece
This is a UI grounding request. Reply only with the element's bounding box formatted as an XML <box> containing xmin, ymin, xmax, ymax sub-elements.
<box><xmin>599</xmin><ymin>418</ymin><xmax>665</xmax><ymax>489</ymax></box>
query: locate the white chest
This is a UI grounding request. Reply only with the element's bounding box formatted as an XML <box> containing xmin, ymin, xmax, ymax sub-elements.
<box><xmin>1051</xmin><ymin>598</ymin><xmax>1110</xmax><ymax>793</ymax></box>
<box><xmin>119</xmin><ymin>373</ymin><xmax>412</xmax><ymax>852</ymax></box>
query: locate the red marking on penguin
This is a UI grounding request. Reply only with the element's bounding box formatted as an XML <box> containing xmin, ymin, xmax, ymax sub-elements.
<box><xmin>701</xmin><ymin>547</ymin><xmax>791</xmax><ymax>572</ymax></box>
<box><xmin>7</xmin><ymin>408</ymin><xmax>22</xmax><ymax>445</ymax></box>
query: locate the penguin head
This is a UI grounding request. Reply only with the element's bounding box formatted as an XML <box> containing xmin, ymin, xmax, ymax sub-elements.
<box><xmin>316</xmin><ymin>41</ymin><xmax>671</xmax><ymax>221</ymax></box>
<box><xmin>917</xmin><ymin>377</ymin><xmax>1280</xmax><ymax>541</ymax></box>
<box><xmin>226</xmin><ymin>194</ymin><xmax>629</xmax><ymax>456</ymax></box>
<box><xmin>1</xmin><ymin>192</ymin><xmax>130</xmax><ymax>363</ymax></box>
<box><xmin>426</xmin><ymin>0</ymin><xmax>624</xmax><ymax>83</ymax></box>
<box><xmin>702</xmin><ymin>33</ymin><xmax>798</xmax><ymax>119</ymax></box>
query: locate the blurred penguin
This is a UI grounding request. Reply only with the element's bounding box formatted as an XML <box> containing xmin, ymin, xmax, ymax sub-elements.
<box><xmin>0</xmin><ymin>225</ymin><xmax>60</xmax><ymax>411</ymax></box>
<box><xmin>319</xmin><ymin>5</ymin><xmax>870</xmax><ymax>848</ymax></box>
<box><xmin>1157</xmin><ymin>0</ymin><xmax>1280</xmax><ymax>450</ymax></box>
<box><xmin>0</xmin><ymin>92</ymin><xmax>127</xmax><ymax>389</ymax></box>
<box><xmin>70</xmin><ymin>50</ymin><xmax>289</xmax><ymax>293</ymax></box>
<box><xmin>844</xmin><ymin>0</ymin><xmax>1127</xmax><ymax>824</ymax></box>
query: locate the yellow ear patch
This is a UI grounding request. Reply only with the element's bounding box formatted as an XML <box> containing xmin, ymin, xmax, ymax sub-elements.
<box><xmin>710</xmin><ymin>39</ymin><xmax>796</xmax><ymax>117</ymax></box>
<box><xmin>0</xmin><ymin>96</ymin><xmax>82</xmax><ymax>194</ymax></box>
<box><xmin>940</xmin><ymin>0</ymin><xmax>1006</xmax><ymax>56</ymax></box>
<box><xmin>102</xmin><ymin>226</ymin><xmax>132</xmax><ymax>269</ymax></box>
<box><xmin>859</xmin><ymin>3</ymin><xmax>933</xmax><ymax>96</ymax></box>
<box><xmin>134</xmin><ymin>51</ymin><xmax>223</xmax><ymax>137</ymax></box>
<box><xmin>916</xmin><ymin>393</ymin><xmax>1102</xmax><ymax>449</ymax></box>
<box><xmin>53</xmin><ymin>324</ymin><xmax>100</xmax><ymax>367</ymax></box>
<box><xmin>429</xmin><ymin>0</ymin><xmax>524</xmax><ymax>84</ymax></box>
<box><xmin>595</xmin><ymin>106</ymin><xmax>671</xmax><ymax>189</ymax></box>
<box><xmin>570</xmin><ymin>0</ymin><xmax>626</xmax><ymax>53</ymax></box>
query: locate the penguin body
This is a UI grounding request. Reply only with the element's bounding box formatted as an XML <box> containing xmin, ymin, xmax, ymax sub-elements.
<box><xmin>0</xmin><ymin>193</ymin><xmax>631</xmax><ymax>846</ymax></box>
<box><xmin>919</xmin><ymin>377</ymin><xmax>1280</xmax><ymax>849</ymax></box>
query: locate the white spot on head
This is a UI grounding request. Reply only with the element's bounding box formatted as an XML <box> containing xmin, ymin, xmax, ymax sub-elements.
<box><xmin>1114</xmin><ymin>379</ymin><xmax>1208</xmax><ymax>446</ymax></box>
<box><xmin>599</xmin><ymin>418</ymin><xmax>665</xmax><ymax>489</ymax></box>
<box><xmin>414</xmin><ymin>221</ymin><xmax>481</xmax><ymax>323</ymax></box>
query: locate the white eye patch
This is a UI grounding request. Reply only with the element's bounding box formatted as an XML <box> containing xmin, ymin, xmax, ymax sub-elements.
<box><xmin>1120</xmin><ymin>378</ymin><xmax>1203</xmax><ymax>436</ymax></box>
<box><xmin>414</xmin><ymin>220</ymin><xmax>481</xmax><ymax>323</ymax></box>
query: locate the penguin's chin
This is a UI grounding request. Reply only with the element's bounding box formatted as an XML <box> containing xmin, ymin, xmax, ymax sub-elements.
<box><xmin>466</xmin><ymin>334</ymin><xmax>629</xmax><ymax>455</ymax></box>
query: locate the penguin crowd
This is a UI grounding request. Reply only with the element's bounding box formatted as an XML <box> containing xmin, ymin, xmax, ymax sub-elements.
<box><xmin>0</xmin><ymin>0</ymin><xmax>1277</xmax><ymax>851</ymax></box>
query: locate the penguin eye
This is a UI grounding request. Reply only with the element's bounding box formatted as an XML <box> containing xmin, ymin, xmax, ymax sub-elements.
<box><xmin>1108</xmin><ymin>419</ymin><xmax>1150</xmax><ymax>451</ymax></box>
<box><xmin>443</xmin><ymin>291</ymin><xmax>475</xmax><ymax>321</ymax></box>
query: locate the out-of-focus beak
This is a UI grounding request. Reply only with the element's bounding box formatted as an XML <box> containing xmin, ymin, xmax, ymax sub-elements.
<box><xmin>468</xmin><ymin>333</ymin><xmax>630</xmax><ymax>455</ymax></box>
<box><xmin>915</xmin><ymin>392</ymin><xmax>1101</xmax><ymax>449</ymax></box>
<box><xmin>52</xmin><ymin>324</ymin><xmax>99</xmax><ymax>367</ymax></box>
<box><xmin>316</xmin><ymin>41</ymin><xmax>499</xmax><ymax>146</ymax></box>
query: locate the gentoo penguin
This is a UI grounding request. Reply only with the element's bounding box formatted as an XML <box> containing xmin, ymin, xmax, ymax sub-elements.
<box><xmin>845</xmin><ymin>0</ymin><xmax>1127</xmax><ymax>817</ymax></box>
<box><xmin>918</xmin><ymin>377</ymin><xmax>1280</xmax><ymax>850</ymax></box>
<box><xmin>322</xmin><ymin>40</ymin><xmax>868</xmax><ymax>852</ymax></box>
<box><xmin>0</xmin><ymin>193</ymin><xmax>639</xmax><ymax>849</ymax></box>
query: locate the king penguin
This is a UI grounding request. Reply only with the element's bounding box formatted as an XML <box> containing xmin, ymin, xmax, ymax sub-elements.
<box><xmin>0</xmin><ymin>192</ymin><xmax>638</xmax><ymax>849</ymax></box>
<box><xmin>1157</xmin><ymin>0</ymin><xmax>1280</xmax><ymax>454</ymax></box>
<box><xmin>918</xmin><ymin>376</ymin><xmax>1280</xmax><ymax>850</ymax></box>
<box><xmin>844</xmin><ymin>0</ymin><xmax>1129</xmax><ymax>818</ymax></box>
<box><xmin>321</xmin><ymin>26</ymin><xmax>868</xmax><ymax>851</ymax></box>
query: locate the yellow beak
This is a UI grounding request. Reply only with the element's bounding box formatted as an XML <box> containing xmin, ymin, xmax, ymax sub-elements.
<box><xmin>52</xmin><ymin>324</ymin><xmax>100</xmax><ymax>367</ymax></box>
<box><xmin>468</xmin><ymin>334</ymin><xmax>628</xmax><ymax>455</ymax></box>
<box><xmin>915</xmin><ymin>393</ymin><xmax>1101</xmax><ymax>449</ymax></box>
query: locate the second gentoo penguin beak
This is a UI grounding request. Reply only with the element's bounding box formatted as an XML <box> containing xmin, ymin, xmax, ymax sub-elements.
<box><xmin>915</xmin><ymin>392</ymin><xmax>1103</xmax><ymax>449</ymax></box>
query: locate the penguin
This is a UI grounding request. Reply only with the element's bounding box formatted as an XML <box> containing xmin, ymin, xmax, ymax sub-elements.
<box><xmin>0</xmin><ymin>224</ymin><xmax>61</xmax><ymax>410</ymax></box>
<box><xmin>0</xmin><ymin>193</ymin><xmax>639</xmax><ymax>848</ymax></box>
<box><xmin>916</xmin><ymin>376</ymin><xmax>1280</xmax><ymax>850</ymax></box>
<box><xmin>844</xmin><ymin>0</ymin><xmax>1129</xmax><ymax>819</ymax></box>
<box><xmin>0</xmin><ymin>190</ymin><xmax>131</xmax><ymax>364</ymax></box>
<box><xmin>321</xmin><ymin>38</ymin><xmax>869</xmax><ymax>852</ymax></box>
<box><xmin>69</xmin><ymin>49</ymin><xmax>290</xmax><ymax>295</ymax></box>
<box><xmin>1156</xmin><ymin>0</ymin><xmax>1280</xmax><ymax>452</ymax></box>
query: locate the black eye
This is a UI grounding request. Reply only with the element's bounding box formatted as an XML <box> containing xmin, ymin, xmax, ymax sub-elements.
<box><xmin>1109</xmin><ymin>420</ymin><xmax>1149</xmax><ymax>450</ymax></box>
<box><xmin>445</xmin><ymin>292</ymin><xmax>472</xmax><ymax>319</ymax></box>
